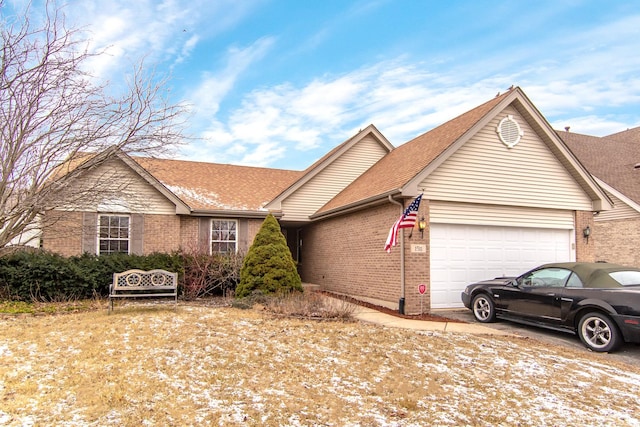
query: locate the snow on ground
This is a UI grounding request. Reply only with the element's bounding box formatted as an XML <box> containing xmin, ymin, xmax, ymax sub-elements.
<box><xmin>0</xmin><ymin>304</ymin><xmax>639</xmax><ymax>426</ymax></box>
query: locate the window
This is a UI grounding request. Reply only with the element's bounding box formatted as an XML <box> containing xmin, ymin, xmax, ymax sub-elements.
<box><xmin>519</xmin><ymin>268</ymin><xmax>572</xmax><ymax>288</ymax></box>
<box><xmin>211</xmin><ymin>219</ymin><xmax>237</xmax><ymax>253</ymax></box>
<box><xmin>609</xmin><ymin>271</ymin><xmax>640</xmax><ymax>286</ymax></box>
<box><xmin>98</xmin><ymin>215</ymin><xmax>130</xmax><ymax>255</ymax></box>
<box><xmin>566</xmin><ymin>272</ymin><xmax>583</xmax><ymax>288</ymax></box>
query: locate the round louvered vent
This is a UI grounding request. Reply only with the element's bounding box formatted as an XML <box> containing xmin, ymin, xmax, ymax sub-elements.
<box><xmin>497</xmin><ymin>115</ymin><xmax>524</xmax><ymax>148</ymax></box>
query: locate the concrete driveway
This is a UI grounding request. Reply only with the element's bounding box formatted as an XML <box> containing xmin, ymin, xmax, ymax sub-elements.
<box><xmin>436</xmin><ymin>308</ymin><xmax>640</xmax><ymax>366</ymax></box>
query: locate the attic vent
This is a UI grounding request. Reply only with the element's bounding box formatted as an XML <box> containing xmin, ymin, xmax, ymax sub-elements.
<box><xmin>497</xmin><ymin>115</ymin><xmax>524</xmax><ymax>148</ymax></box>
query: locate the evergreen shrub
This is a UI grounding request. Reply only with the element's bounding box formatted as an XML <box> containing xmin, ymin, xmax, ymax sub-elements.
<box><xmin>235</xmin><ymin>214</ymin><xmax>302</xmax><ymax>298</ymax></box>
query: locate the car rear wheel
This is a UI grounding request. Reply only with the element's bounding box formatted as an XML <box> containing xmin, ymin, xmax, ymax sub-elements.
<box><xmin>577</xmin><ymin>312</ymin><xmax>621</xmax><ymax>353</ymax></box>
<box><xmin>472</xmin><ymin>294</ymin><xmax>496</xmax><ymax>323</ymax></box>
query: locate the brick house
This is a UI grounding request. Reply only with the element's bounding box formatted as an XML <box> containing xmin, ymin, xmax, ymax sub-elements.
<box><xmin>42</xmin><ymin>87</ymin><xmax>611</xmax><ymax>313</ymax></box>
<box><xmin>559</xmin><ymin>127</ymin><xmax>640</xmax><ymax>266</ymax></box>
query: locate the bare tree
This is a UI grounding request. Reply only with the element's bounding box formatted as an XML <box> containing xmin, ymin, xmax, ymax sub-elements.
<box><xmin>0</xmin><ymin>1</ymin><xmax>187</xmax><ymax>248</ymax></box>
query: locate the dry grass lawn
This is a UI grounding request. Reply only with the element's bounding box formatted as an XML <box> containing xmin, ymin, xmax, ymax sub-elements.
<box><xmin>1</xmin><ymin>300</ymin><xmax>640</xmax><ymax>426</ymax></box>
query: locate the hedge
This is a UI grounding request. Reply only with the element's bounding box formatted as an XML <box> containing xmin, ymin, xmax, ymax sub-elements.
<box><xmin>0</xmin><ymin>250</ymin><xmax>239</xmax><ymax>302</ymax></box>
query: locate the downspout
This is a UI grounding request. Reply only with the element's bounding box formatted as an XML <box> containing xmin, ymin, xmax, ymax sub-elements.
<box><xmin>388</xmin><ymin>195</ymin><xmax>406</xmax><ymax>314</ymax></box>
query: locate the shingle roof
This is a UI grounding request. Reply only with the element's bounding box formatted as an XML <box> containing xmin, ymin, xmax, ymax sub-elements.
<box><xmin>316</xmin><ymin>91</ymin><xmax>512</xmax><ymax>214</ymax></box>
<box><xmin>559</xmin><ymin>127</ymin><xmax>640</xmax><ymax>205</ymax></box>
<box><xmin>133</xmin><ymin>157</ymin><xmax>303</xmax><ymax>212</ymax></box>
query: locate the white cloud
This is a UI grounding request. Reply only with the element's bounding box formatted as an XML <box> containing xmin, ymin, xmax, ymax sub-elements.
<box><xmin>186</xmin><ymin>60</ymin><xmax>521</xmax><ymax>167</ymax></box>
<box><xmin>186</xmin><ymin>36</ymin><xmax>276</xmax><ymax>124</ymax></box>
<box><xmin>57</xmin><ymin>0</ymin><xmax>263</xmax><ymax>81</ymax></box>
<box><xmin>187</xmin><ymin>30</ymin><xmax>640</xmax><ymax>167</ymax></box>
<box><xmin>16</xmin><ymin>1</ymin><xmax>639</xmax><ymax>169</ymax></box>
<box><xmin>174</xmin><ymin>35</ymin><xmax>200</xmax><ymax>66</ymax></box>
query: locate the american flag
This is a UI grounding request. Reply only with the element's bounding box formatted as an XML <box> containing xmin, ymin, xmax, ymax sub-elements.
<box><xmin>384</xmin><ymin>193</ymin><xmax>423</xmax><ymax>252</ymax></box>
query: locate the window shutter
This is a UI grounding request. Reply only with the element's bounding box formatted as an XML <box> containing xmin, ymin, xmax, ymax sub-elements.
<box><xmin>199</xmin><ymin>218</ymin><xmax>210</xmax><ymax>254</ymax></box>
<box><xmin>131</xmin><ymin>214</ymin><xmax>144</xmax><ymax>255</ymax></box>
<box><xmin>237</xmin><ymin>219</ymin><xmax>248</xmax><ymax>252</ymax></box>
<box><xmin>82</xmin><ymin>212</ymin><xmax>97</xmax><ymax>254</ymax></box>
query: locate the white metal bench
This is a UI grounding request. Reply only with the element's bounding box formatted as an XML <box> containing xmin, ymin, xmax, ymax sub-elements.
<box><xmin>109</xmin><ymin>269</ymin><xmax>178</xmax><ymax>312</ymax></box>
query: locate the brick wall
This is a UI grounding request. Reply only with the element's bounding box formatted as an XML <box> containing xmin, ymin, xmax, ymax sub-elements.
<box><xmin>300</xmin><ymin>201</ymin><xmax>429</xmax><ymax>314</ymax></box>
<box><xmin>244</xmin><ymin>219</ymin><xmax>263</xmax><ymax>253</ymax></box>
<box><xmin>575</xmin><ymin>210</ymin><xmax>595</xmax><ymax>262</ymax></box>
<box><xmin>594</xmin><ymin>218</ymin><xmax>640</xmax><ymax>267</ymax></box>
<box><xmin>44</xmin><ymin>211</ymin><xmax>182</xmax><ymax>256</ymax></box>
<box><xmin>403</xmin><ymin>199</ymin><xmax>430</xmax><ymax>315</ymax></box>
<box><xmin>178</xmin><ymin>217</ymin><xmax>263</xmax><ymax>255</ymax></box>
<box><xmin>143</xmin><ymin>214</ymin><xmax>181</xmax><ymax>254</ymax></box>
<box><xmin>42</xmin><ymin>211</ymin><xmax>84</xmax><ymax>257</ymax></box>
<box><xmin>179</xmin><ymin>217</ymin><xmax>200</xmax><ymax>251</ymax></box>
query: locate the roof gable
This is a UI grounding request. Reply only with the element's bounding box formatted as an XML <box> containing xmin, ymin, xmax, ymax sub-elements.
<box><xmin>593</xmin><ymin>178</ymin><xmax>640</xmax><ymax>219</ymax></box>
<box><xmin>265</xmin><ymin>124</ymin><xmax>393</xmax><ymax>215</ymax></box>
<box><xmin>315</xmin><ymin>87</ymin><xmax>611</xmax><ymax>217</ymax></box>
<box><xmin>315</xmin><ymin>91</ymin><xmax>511</xmax><ymax>216</ymax></box>
<box><xmin>420</xmin><ymin>104</ymin><xmax>593</xmax><ymax>211</ymax></box>
<box><xmin>48</xmin><ymin>148</ymin><xmax>191</xmax><ymax>215</ymax></box>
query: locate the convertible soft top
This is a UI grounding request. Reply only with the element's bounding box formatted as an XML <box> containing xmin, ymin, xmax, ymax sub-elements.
<box><xmin>539</xmin><ymin>262</ymin><xmax>640</xmax><ymax>288</ymax></box>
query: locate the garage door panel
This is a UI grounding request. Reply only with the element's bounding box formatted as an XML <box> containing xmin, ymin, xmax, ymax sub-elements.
<box><xmin>430</xmin><ymin>224</ymin><xmax>573</xmax><ymax>308</ymax></box>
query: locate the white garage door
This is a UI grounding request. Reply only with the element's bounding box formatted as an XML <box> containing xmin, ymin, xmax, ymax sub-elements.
<box><xmin>430</xmin><ymin>224</ymin><xmax>573</xmax><ymax>309</ymax></box>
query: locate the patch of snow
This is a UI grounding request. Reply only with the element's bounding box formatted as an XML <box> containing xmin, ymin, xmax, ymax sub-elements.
<box><xmin>165</xmin><ymin>185</ymin><xmax>250</xmax><ymax>210</ymax></box>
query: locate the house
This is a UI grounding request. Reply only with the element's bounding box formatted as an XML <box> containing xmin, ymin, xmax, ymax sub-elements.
<box><xmin>42</xmin><ymin>87</ymin><xmax>611</xmax><ymax>314</ymax></box>
<box><xmin>42</xmin><ymin>153</ymin><xmax>304</xmax><ymax>256</ymax></box>
<box><xmin>559</xmin><ymin>127</ymin><xmax>640</xmax><ymax>266</ymax></box>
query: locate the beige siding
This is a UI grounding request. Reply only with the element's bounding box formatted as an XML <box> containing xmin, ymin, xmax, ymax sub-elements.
<box><xmin>595</xmin><ymin>191</ymin><xmax>640</xmax><ymax>221</ymax></box>
<box><xmin>421</xmin><ymin>106</ymin><xmax>593</xmax><ymax>211</ymax></box>
<box><xmin>60</xmin><ymin>158</ymin><xmax>177</xmax><ymax>214</ymax></box>
<box><xmin>430</xmin><ymin>201</ymin><xmax>575</xmax><ymax>229</ymax></box>
<box><xmin>282</xmin><ymin>135</ymin><xmax>388</xmax><ymax>221</ymax></box>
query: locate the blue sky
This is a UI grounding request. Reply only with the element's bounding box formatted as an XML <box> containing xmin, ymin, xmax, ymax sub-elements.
<box><xmin>8</xmin><ymin>0</ymin><xmax>640</xmax><ymax>170</ymax></box>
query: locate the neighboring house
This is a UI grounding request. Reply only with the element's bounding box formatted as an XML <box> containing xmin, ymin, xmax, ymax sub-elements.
<box><xmin>2</xmin><ymin>193</ymin><xmax>41</xmax><ymax>249</ymax></box>
<box><xmin>559</xmin><ymin>127</ymin><xmax>640</xmax><ymax>267</ymax></box>
<box><xmin>42</xmin><ymin>87</ymin><xmax>610</xmax><ymax>313</ymax></box>
<box><xmin>6</xmin><ymin>223</ymin><xmax>41</xmax><ymax>248</ymax></box>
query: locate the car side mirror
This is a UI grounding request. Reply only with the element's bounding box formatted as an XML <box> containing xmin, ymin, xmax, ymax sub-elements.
<box><xmin>509</xmin><ymin>279</ymin><xmax>519</xmax><ymax>288</ymax></box>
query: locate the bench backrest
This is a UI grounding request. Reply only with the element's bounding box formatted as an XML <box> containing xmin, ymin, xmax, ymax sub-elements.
<box><xmin>112</xmin><ymin>269</ymin><xmax>177</xmax><ymax>291</ymax></box>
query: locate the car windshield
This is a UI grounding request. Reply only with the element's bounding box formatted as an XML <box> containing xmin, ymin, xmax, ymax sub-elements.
<box><xmin>518</xmin><ymin>267</ymin><xmax>572</xmax><ymax>287</ymax></box>
<box><xmin>609</xmin><ymin>270</ymin><xmax>640</xmax><ymax>286</ymax></box>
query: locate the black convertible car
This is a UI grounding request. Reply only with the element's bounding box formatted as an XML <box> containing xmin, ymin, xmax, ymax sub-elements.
<box><xmin>461</xmin><ymin>262</ymin><xmax>640</xmax><ymax>352</ymax></box>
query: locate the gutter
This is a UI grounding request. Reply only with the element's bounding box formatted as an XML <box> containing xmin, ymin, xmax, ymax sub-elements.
<box><xmin>189</xmin><ymin>209</ymin><xmax>284</xmax><ymax>219</ymax></box>
<box><xmin>388</xmin><ymin>194</ymin><xmax>406</xmax><ymax>314</ymax></box>
<box><xmin>310</xmin><ymin>189</ymin><xmax>400</xmax><ymax>221</ymax></box>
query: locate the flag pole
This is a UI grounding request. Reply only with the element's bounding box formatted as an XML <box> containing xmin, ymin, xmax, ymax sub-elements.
<box><xmin>386</xmin><ymin>193</ymin><xmax>422</xmax><ymax>314</ymax></box>
<box><xmin>399</xmin><ymin>217</ymin><xmax>406</xmax><ymax>314</ymax></box>
<box><xmin>388</xmin><ymin>195</ymin><xmax>406</xmax><ymax>314</ymax></box>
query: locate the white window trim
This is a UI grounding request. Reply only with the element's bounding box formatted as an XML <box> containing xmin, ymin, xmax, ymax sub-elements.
<box><xmin>211</xmin><ymin>219</ymin><xmax>238</xmax><ymax>254</ymax></box>
<box><xmin>97</xmin><ymin>213</ymin><xmax>131</xmax><ymax>255</ymax></box>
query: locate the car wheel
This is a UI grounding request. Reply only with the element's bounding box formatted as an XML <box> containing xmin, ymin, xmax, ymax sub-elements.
<box><xmin>577</xmin><ymin>312</ymin><xmax>621</xmax><ymax>352</ymax></box>
<box><xmin>472</xmin><ymin>294</ymin><xmax>496</xmax><ymax>323</ymax></box>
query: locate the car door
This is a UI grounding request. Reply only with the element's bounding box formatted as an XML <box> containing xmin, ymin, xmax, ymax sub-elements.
<box><xmin>497</xmin><ymin>267</ymin><xmax>571</xmax><ymax>324</ymax></box>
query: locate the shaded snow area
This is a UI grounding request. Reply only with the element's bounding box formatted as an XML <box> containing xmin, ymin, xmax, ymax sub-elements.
<box><xmin>165</xmin><ymin>185</ymin><xmax>251</xmax><ymax>210</ymax></box>
<box><xmin>1</xmin><ymin>304</ymin><xmax>639</xmax><ymax>426</ymax></box>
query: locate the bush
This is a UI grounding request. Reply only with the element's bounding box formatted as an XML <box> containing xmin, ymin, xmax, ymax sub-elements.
<box><xmin>236</xmin><ymin>214</ymin><xmax>302</xmax><ymax>298</ymax></box>
<box><xmin>181</xmin><ymin>250</ymin><xmax>243</xmax><ymax>300</ymax></box>
<box><xmin>68</xmin><ymin>252</ymin><xmax>184</xmax><ymax>297</ymax></box>
<box><xmin>0</xmin><ymin>250</ymin><xmax>87</xmax><ymax>301</ymax></box>
<box><xmin>0</xmin><ymin>250</ymin><xmax>183</xmax><ymax>301</ymax></box>
<box><xmin>263</xmin><ymin>292</ymin><xmax>355</xmax><ymax>320</ymax></box>
<box><xmin>0</xmin><ymin>248</ymin><xmax>242</xmax><ymax>302</ymax></box>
